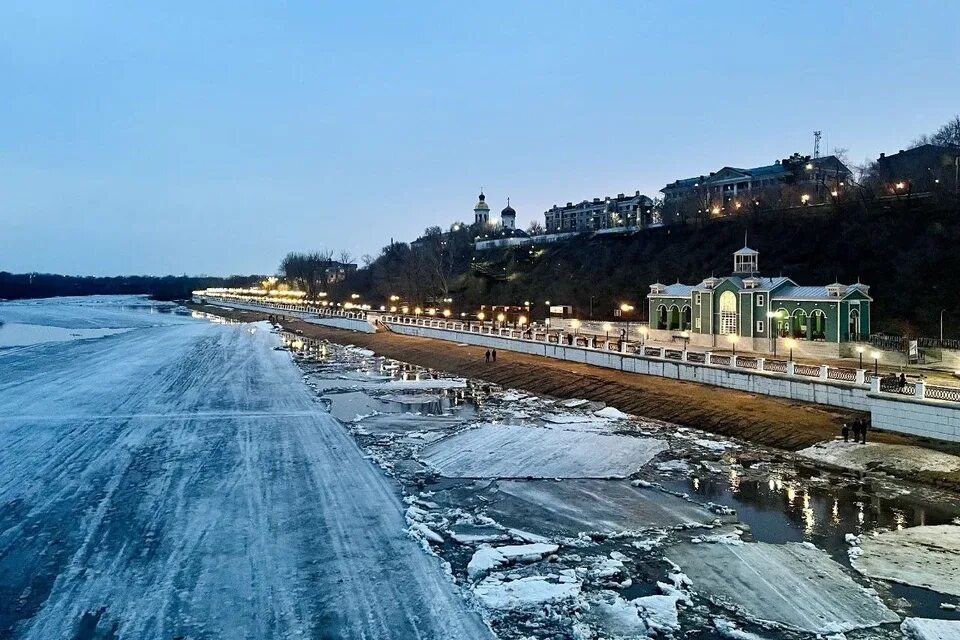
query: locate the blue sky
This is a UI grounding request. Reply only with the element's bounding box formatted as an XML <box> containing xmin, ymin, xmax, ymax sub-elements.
<box><xmin>1</xmin><ymin>1</ymin><xmax>958</xmax><ymax>276</ymax></box>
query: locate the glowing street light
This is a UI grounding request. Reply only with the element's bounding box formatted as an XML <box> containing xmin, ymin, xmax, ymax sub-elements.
<box><xmin>351</xmin><ymin>293</ymin><xmax>360</xmax><ymax>299</ymax></box>
<box><xmin>602</xmin><ymin>322</ymin><xmax>612</xmax><ymax>340</ymax></box>
<box><xmin>680</xmin><ymin>330</ymin><xmax>690</xmax><ymax>350</ymax></box>
<box><xmin>570</xmin><ymin>319</ymin><xmax>581</xmax><ymax>335</ymax></box>
<box><xmin>856</xmin><ymin>345</ymin><xmax>865</xmax><ymax>369</ymax></box>
<box><xmin>801</xmin><ymin>194</ymin><xmax>810</xmax><ymax>205</ymax></box>
<box><xmin>477</xmin><ymin>311</ymin><xmax>486</xmax><ymax>321</ymax></box>
<box><xmin>785</xmin><ymin>337</ymin><xmax>797</xmax><ymax>361</ymax></box>
<box><xmin>639</xmin><ymin>325</ymin><xmax>649</xmax><ymax>345</ymax></box>
<box><xmin>414</xmin><ymin>307</ymin><xmax>422</xmax><ymax>317</ymax></box>
<box><xmin>442</xmin><ymin>309</ymin><xmax>451</xmax><ymax>318</ymax></box>
<box><xmin>727</xmin><ymin>333</ymin><xmax>740</xmax><ymax>357</ymax></box>
<box><xmin>895</xmin><ymin>181</ymin><xmax>906</xmax><ymax>190</ymax></box>
<box><xmin>518</xmin><ymin>315</ymin><xmax>527</xmax><ymax>326</ymax></box>
<box><xmin>871</xmin><ymin>350</ymin><xmax>881</xmax><ymax>376</ymax></box>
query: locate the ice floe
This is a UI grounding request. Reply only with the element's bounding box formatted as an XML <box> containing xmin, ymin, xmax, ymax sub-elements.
<box><xmin>467</xmin><ymin>543</ymin><xmax>559</xmax><ymax>579</ymax></box>
<box><xmin>668</xmin><ymin>541</ymin><xmax>900</xmax><ymax>633</ymax></box>
<box><xmin>797</xmin><ymin>440</ymin><xmax>960</xmax><ymax>474</ymax></box>
<box><xmin>900</xmin><ymin>617</ymin><xmax>960</xmax><ymax>640</ymax></box>
<box><xmin>418</xmin><ymin>424</ymin><xmax>668</xmax><ymax>479</ymax></box>
<box><xmin>851</xmin><ymin>524</ymin><xmax>960</xmax><ymax>596</ymax></box>
<box><xmin>473</xmin><ymin>570</ymin><xmax>581</xmax><ymax>609</ymax></box>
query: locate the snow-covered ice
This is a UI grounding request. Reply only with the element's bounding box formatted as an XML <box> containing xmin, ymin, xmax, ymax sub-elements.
<box><xmin>852</xmin><ymin>524</ymin><xmax>960</xmax><ymax>596</ymax></box>
<box><xmin>482</xmin><ymin>479</ymin><xmax>723</xmax><ymax>536</ymax></box>
<box><xmin>797</xmin><ymin>440</ymin><xmax>960</xmax><ymax>474</ymax></box>
<box><xmin>466</xmin><ymin>543</ymin><xmax>558</xmax><ymax>579</ymax></box>
<box><xmin>418</xmin><ymin>424</ymin><xmax>668</xmax><ymax>478</ymax></box>
<box><xmin>473</xmin><ymin>571</ymin><xmax>581</xmax><ymax>609</ymax></box>
<box><xmin>0</xmin><ymin>299</ymin><xmax>492</xmax><ymax>639</ymax></box>
<box><xmin>900</xmin><ymin>617</ymin><xmax>960</xmax><ymax>640</ymax></box>
<box><xmin>668</xmin><ymin>541</ymin><xmax>900</xmax><ymax>633</ymax></box>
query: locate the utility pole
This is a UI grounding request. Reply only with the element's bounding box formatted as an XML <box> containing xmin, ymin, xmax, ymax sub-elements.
<box><xmin>813</xmin><ymin>131</ymin><xmax>822</xmax><ymax>159</ymax></box>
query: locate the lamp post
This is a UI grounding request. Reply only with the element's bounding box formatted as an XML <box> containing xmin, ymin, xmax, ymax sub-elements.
<box><xmin>571</xmin><ymin>319</ymin><xmax>581</xmax><ymax>335</ymax></box>
<box><xmin>497</xmin><ymin>312</ymin><xmax>506</xmax><ymax>328</ymax></box>
<box><xmin>856</xmin><ymin>345</ymin><xmax>864</xmax><ymax>369</ymax></box>
<box><xmin>766</xmin><ymin>311</ymin><xmax>778</xmax><ymax>357</ymax></box>
<box><xmin>785</xmin><ymin>338</ymin><xmax>797</xmax><ymax>361</ymax></box>
<box><xmin>620</xmin><ymin>303</ymin><xmax>634</xmax><ymax>341</ymax></box>
<box><xmin>728</xmin><ymin>333</ymin><xmax>739</xmax><ymax>357</ymax></box>
<box><xmin>639</xmin><ymin>325</ymin><xmax>648</xmax><ymax>346</ymax></box>
<box><xmin>681</xmin><ymin>330</ymin><xmax>690</xmax><ymax>351</ymax></box>
<box><xmin>872</xmin><ymin>350</ymin><xmax>880</xmax><ymax>376</ymax></box>
<box><xmin>603</xmin><ymin>322</ymin><xmax>612</xmax><ymax>341</ymax></box>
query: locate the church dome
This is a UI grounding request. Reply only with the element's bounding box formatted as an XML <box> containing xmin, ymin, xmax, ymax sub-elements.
<box><xmin>501</xmin><ymin>198</ymin><xmax>516</xmax><ymax>217</ymax></box>
<box><xmin>474</xmin><ymin>191</ymin><xmax>489</xmax><ymax>211</ymax></box>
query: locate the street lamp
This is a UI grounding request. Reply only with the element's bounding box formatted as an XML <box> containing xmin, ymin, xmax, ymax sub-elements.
<box><xmin>766</xmin><ymin>311</ymin><xmax>778</xmax><ymax>356</ymax></box>
<box><xmin>727</xmin><ymin>333</ymin><xmax>740</xmax><ymax>357</ymax></box>
<box><xmin>497</xmin><ymin>313</ymin><xmax>506</xmax><ymax>327</ymax></box>
<box><xmin>477</xmin><ymin>311</ymin><xmax>485</xmax><ymax>322</ymax></box>
<box><xmin>442</xmin><ymin>309</ymin><xmax>451</xmax><ymax>318</ymax></box>
<box><xmin>620</xmin><ymin>302</ymin><xmax>634</xmax><ymax>340</ymax></box>
<box><xmin>639</xmin><ymin>325</ymin><xmax>649</xmax><ymax>345</ymax></box>
<box><xmin>871</xmin><ymin>350</ymin><xmax>880</xmax><ymax>376</ymax></box>
<box><xmin>681</xmin><ymin>330</ymin><xmax>690</xmax><ymax>351</ymax></box>
<box><xmin>856</xmin><ymin>345</ymin><xmax>864</xmax><ymax>369</ymax></box>
<box><xmin>785</xmin><ymin>338</ymin><xmax>797</xmax><ymax>361</ymax></box>
<box><xmin>603</xmin><ymin>322</ymin><xmax>612</xmax><ymax>341</ymax></box>
<box><xmin>571</xmin><ymin>319</ymin><xmax>581</xmax><ymax>335</ymax></box>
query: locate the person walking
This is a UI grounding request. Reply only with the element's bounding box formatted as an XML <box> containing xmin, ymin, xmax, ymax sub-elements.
<box><xmin>861</xmin><ymin>419</ymin><xmax>868</xmax><ymax>444</ymax></box>
<box><xmin>841</xmin><ymin>423</ymin><xmax>850</xmax><ymax>442</ymax></box>
<box><xmin>492</xmin><ymin>349</ymin><xmax>497</xmax><ymax>363</ymax></box>
<box><xmin>898</xmin><ymin>373</ymin><xmax>907</xmax><ymax>393</ymax></box>
<box><xmin>852</xmin><ymin>420</ymin><xmax>861</xmax><ymax>444</ymax></box>
<box><xmin>485</xmin><ymin>350</ymin><xmax>490</xmax><ymax>363</ymax></box>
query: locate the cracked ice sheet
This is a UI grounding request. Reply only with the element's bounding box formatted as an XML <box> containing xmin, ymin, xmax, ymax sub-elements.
<box><xmin>852</xmin><ymin>524</ymin><xmax>960</xmax><ymax>596</ymax></box>
<box><xmin>668</xmin><ymin>541</ymin><xmax>900</xmax><ymax>633</ymax></box>
<box><xmin>418</xmin><ymin>424</ymin><xmax>667</xmax><ymax>479</ymax></box>
<box><xmin>482</xmin><ymin>479</ymin><xmax>724</xmax><ymax>537</ymax></box>
<box><xmin>901</xmin><ymin>618</ymin><xmax>960</xmax><ymax>640</ymax></box>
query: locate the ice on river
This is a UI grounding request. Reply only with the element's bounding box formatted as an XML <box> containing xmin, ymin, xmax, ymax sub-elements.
<box><xmin>473</xmin><ymin>570</ymin><xmax>581</xmax><ymax>609</ymax></box>
<box><xmin>852</xmin><ymin>524</ymin><xmax>960</xmax><ymax>596</ymax></box>
<box><xmin>418</xmin><ymin>424</ymin><xmax>667</xmax><ymax>478</ymax></box>
<box><xmin>668</xmin><ymin>541</ymin><xmax>900</xmax><ymax>633</ymax></box>
<box><xmin>482</xmin><ymin>479</ymin><xmax>724</xmax><ymax>537</ymax></box>
<box><xmin>0</xmin><ymin>301</ymin><xmax>492</xmax><ymax>639</ymax></box>
<box><xmin>901</xmin><ymin>618</ymin><xmax>960</xmax><ymax>640</ymax></box>
<box><xmin>797</xmin><ymin>440</ymin><xmax>960</xmax><ymax>474</ymax></box>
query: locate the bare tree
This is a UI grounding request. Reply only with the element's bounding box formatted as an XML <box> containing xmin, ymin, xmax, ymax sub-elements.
<box><xmin>337</xmin><ymin>250</ymin><xmax>354</xmax><ymax>265</ymax></box>
<box><xmin>526</xmin><ymin>220</ymin><xmax>545</xmax><ymax>235</ymax></box>
<box><xmin>912</xmin><ymin>115</ymin><xmax>960</xmax><ymax>148</ymax></box>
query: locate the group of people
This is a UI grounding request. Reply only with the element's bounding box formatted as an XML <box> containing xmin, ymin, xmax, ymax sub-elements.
<box><xmin>484</xmin><ymin>349</ymin><xmax>497</xmax><ymax>363</ymax></box>
<box><xmin>841</xmin><ymin>417</ymin><xmax>870</xmax><ymax>444</ymax></box>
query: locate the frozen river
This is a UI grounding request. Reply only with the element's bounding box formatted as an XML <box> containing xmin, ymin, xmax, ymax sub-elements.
<box><xmin>3</xmin><ymin>297</ymin><xmax>960</xmax><ymax>640</ymax></box>
<box><xmin>0</xmin><ymin>297</ymin><xmax>492</xmax><ymax>639</ymax></box>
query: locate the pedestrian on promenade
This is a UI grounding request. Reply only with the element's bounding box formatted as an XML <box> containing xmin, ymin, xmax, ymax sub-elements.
<box><xmin>898</xmin><ymin>373</ymin><xmax>907</xmax><ymax>392</ymax></box>
<box><xmin>485</xmin><ymin>350</ymin><xmax>490</xmax><ymax>363</ymax></box>
<box><xmin>861</xmin><ymin>419</ymin><xmax>869</xmax><ymax>444</ymax></box>
<box><xmin>852</xmin><ymin>420</ymin><xmax>861</xmax><ymax>443</ymax></box>
<box><xmin>492</xmin><ymin>349</ymin><xmax>497</xmax><ymax>362</ymax></box>
<box><xmin>842</xmin><ymin>424</ymin><xmax>850</xmax><ymax>442</ymax></box>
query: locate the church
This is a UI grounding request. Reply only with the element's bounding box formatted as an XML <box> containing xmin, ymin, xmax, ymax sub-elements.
<box><xmin>473</xmin><ymin>191</ymin><xmax>516</xmax><ymax>230</ymax></box>
<box><xmin>646</xmin><ymin>243</ymin><xmax>872</xmax><ymax>357</ymax></box>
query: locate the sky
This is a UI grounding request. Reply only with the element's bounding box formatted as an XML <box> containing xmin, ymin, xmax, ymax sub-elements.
<box><xmin>1</xmin><ymin>1</ymin><xmax>958</xmax><ymax>276</ymax></box>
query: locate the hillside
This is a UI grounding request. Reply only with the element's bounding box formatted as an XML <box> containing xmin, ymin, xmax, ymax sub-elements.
<box><xmin>447</xmin><ymin>201</ymin><xmax>960</xmax><ymax>338</ymax></box>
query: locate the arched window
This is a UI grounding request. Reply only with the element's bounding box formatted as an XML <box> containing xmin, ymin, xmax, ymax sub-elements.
<box><xmin>849</xmin><ymin>309</ymin><xmax>860</xmax><ymax>341</ymax></box>
<box><xmin>656</xmin><ymin>305</ymin><xmax>668</xmax><ymax>330</ymax></box>
<box><xmin>775</xmin><ymin>308</ymin><xmax>790</xmax><ymax>337</ymax></box>
<box><xmin>681</xmin><ymin>305</ymin><xmax>692</xmax><ymax>330</ymax></box>
<box><xmin>668</xmin><ymin>305</ymin><xmax>681</xmax><ymax>330</ymax></box>
<box><xmin>719</xmin><ymin>291</ymin><xmax>738</xmax><ymax>335</ymax></box>
<box><xmin>811</xmin><ymin>310</ymin><xmax>827</xmax><ymax>341</ymax></box>
<box><xmin>794</xmin><ymin>309</ymin><xmax>808</xmax><ymax>339</ymax></box>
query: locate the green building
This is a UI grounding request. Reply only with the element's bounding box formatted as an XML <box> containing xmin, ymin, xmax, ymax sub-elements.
<box><xmin>646</xmin><ymin>245</ymin><xmax>871</xmax><ymax>355</ymax></box>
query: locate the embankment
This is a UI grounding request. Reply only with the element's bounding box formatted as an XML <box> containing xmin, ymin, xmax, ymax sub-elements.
<box><xmin>190</xmin><ymin>302</ymin><xmax>960</xmax><ymax>489</ymax></box>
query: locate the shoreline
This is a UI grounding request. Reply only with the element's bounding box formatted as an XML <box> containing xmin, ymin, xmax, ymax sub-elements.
<box><xmin>189</xmin><ymin>303</ymin><xmax>960</xmax><ymax>490</ymax></box>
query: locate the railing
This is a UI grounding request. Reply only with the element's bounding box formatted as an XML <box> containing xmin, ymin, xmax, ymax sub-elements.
<box><xmin>828</xmin><ymin>367</ymin><xmax>858</xmax><ymax>382</ymax></box>
<box><xmin>880</xmin><ymin>377</ymin><xmax>917</xmax><ymax>396</ymax></box>
<box><xmin>926</xmin><ymin>385</ymin><xmax>960</xmax><ymax>402</ymax></box>
<box><xmin>794</xmin><ymin>364</ymin><xmax>821</xmax><ymax>377</ymax></box>
<box><xmin>383</xmin><ymin>317</ymin><xmax>960</xmax><ymax>404</ymax></box>
<box><xmin>764</xmin><ymin>359</ymin><xmax>787</xmax><ymax>373</ymax></box>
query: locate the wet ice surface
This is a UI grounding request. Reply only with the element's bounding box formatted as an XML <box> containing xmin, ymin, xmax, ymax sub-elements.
<box><xmin>294</xmin><ymin>335</ymin><xmax>960</xmax><ymax>639</ymax></box>
<box><xmin>0</xmin><ymin>298</ymin><xmax>492</xmax><ymax>639</ymax></box>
